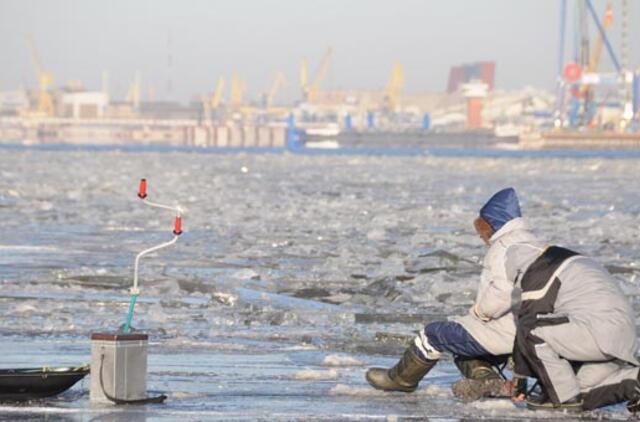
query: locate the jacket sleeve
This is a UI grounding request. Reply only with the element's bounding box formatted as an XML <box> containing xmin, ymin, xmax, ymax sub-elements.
<box><xmin>474</xmin><ymin>243</ymin><xmax>543</xmax><ymax>321</ymax></box>
<box><xmin>473</xmin><ymin>268</ymin><xmax>513</xmax><ymax>320</ymax></box>
<box><xmin>472</xmin><ymin>243</ymin><xmax>519</xmax><ymax>321</ymax></box>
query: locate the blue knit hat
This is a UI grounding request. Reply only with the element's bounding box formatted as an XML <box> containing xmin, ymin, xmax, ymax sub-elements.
<box><xmin>479</xmin><ymin>188</ymin><xmax>521</xmax><ymax>232</ymax></box>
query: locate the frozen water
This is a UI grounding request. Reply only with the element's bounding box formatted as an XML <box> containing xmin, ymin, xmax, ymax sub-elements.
<box><xmin>0</xmin><ymin>148</ymin><xmax>639</xmax><ymax>420</ymax></box>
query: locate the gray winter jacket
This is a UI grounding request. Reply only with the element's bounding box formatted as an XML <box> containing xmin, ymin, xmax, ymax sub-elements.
<box><xmin>512</xmin><ymin>251</ymin><xmax>639</xmax><ymax>366</ymax></box>
<box><xmin>455</xmin><ymin>217</ymin><xmax>544</xmax><ymax>355</ymax></box>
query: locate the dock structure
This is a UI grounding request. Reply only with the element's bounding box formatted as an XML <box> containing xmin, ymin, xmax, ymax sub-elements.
<box><xmin>0</xmin><ymin>117</ymin><xmax>287</xmax><ymax>148</ymax></box>
<box><xmin>520</xmin><ymin>131</ymin><xmax>640</xmax><ymax>150</ymax></box>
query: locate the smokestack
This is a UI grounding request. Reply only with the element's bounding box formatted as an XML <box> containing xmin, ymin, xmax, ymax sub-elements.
<box><xmin>462</xmin><ymin>81</ymin><xmax>488</xmax><ymax>129</ymax></box>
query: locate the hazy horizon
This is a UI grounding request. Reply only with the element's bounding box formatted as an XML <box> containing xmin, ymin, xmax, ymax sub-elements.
<box><xmin>1</xmin><ymin>0</ymin><xmax>638</xmax><ymax>104</ymax></box>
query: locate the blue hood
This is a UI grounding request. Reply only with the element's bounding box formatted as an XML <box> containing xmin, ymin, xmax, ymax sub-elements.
<box><xmin>479</xmin><ymin>188</ymin><xmax>521</xmax><ymax>232</ymax></box>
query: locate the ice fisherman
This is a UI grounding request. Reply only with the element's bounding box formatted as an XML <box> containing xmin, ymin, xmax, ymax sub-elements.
<box><xmin>366</xmin><ymin>187</ymin><xmax>542</xmax><ymax>401</ymax></box>
<box><xmin>510</xmin><ymin>239</ymin><xmax>640</xmax><ymax>411</ymax></box>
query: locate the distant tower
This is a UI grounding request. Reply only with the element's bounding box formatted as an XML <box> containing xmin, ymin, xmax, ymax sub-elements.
<box><xmin>101</xmin><ymin>70</ymin><xmax>110</xmax><ymax>102</ymax></box>
<box><xmin>462</xmin><ymin>81</ymin><xmax>488</xmax><ymax>129</ymax></box>
<box><xmin>166</xmin><ymin>29</ymin><xmax>173</xmax><ymax>100</ymax></box>
<box><xmin>621</xmin><ymin>0</ymin><xmax>630</xmax><ymax>71</ymax></box>
<box><xmin>578</xmin><ymin>1</ymin><xmax>589</xmax><ymax>70</ymax></box>
<box><xmin>620</xmin><ymin>0</ymin><xmax>634</xmax><ymax>127</ymax></box>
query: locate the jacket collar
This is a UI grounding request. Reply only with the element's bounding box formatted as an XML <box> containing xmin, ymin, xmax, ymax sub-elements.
<box><xmin>489</xmin><ymin>217</ymin><xmax>528</xmax><ymax>244</ymax></box>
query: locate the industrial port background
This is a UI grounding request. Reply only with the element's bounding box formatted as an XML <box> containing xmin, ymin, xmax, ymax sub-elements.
<box><xmin>0</xmin><ymin>0</ymin><xmax>639</xmax><ymax>148</ymax></box>
<box><xmin>0</xmin><ymin>0</ymin><xmax>638</xmax><ymax>100</ymax></box>
<box><xmin>1</xmin><ymin>2</ymin><xmax>640</xmax><ymax>420</ymax></box>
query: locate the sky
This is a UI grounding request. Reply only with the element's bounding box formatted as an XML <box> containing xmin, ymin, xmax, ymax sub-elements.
<box><xmin>1</xmin><ymin>0</ymin><xmax>638</xmax><ymax>104</ymax></box>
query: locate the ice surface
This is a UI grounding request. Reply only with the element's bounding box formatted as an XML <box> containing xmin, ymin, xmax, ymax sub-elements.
<box><xmin>0</xmin><ymin>148</ymin><xmax>639</xmax><ymax>420</ymax></box>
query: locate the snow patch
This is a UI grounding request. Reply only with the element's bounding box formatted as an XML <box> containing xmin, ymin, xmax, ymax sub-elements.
<box><xmin>470</xmin><ymin>399</ymin><xmax>518</xmax><ymax>410</ymax></box>
<box><xmin>0</xmin><ymin>245</ymin><xmax>57</xmax><ymax>252</ymax></box>
<box><xmin>418</xmin><ymin>384</ymin><xmax>451</xmax><ymax>397</ymax></box>
<box><xmin>231</xmin><ymin>269</ymin><xmax>260</xmax><ymax>280</ymax></box>
<box><xmin>293</xmin><ymin>369</ymin><xmax>338</xmax><ymax>380</ymax></box>
<box><xmin>12</xmin><ymin>303</ymin><xmax>38</xmax><ymax>314</ymax></box>
<box><xmin>322</xmin><ymin>354</ymin><xmax>364</xmax><ymax>367</ymax></box>
<box><xmin>212</xmin><ymin>292</ymin><xmax>237</xmax><ymax>307</ymax></box>
<box><xmin>329</xmin><ymin>384</ymin><xmax>386</xmax><ymax>396</ymax></box>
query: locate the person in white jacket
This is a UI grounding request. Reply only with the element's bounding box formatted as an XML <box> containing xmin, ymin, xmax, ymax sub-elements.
<box><xmin>366</xmin><ymin>188</ymin><xmax>543</xmax><ymax>400</ymax></box>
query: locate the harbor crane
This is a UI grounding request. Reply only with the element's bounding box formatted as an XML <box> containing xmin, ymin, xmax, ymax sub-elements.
<box><xmin>126</xmin><ymin>71</ymin><xmax>141</xmax><ymax>110</ymax></box>
<box><xmin>300</xmin><ymin>59</ymin><xmax>308</xmax><ymax>99</ymax></box>
<box><xmin>211</xmin><ymin>77</ymin><xmax>225</xmax><ymax>108</ymax></box>
<box><xmin>264</xmin><ymin>71</ymin><xmax>286</xmax><ymax>108</ymax></box>
<box><xmin>555</xmin><ymin>0</ymin><xmax>632</xmax><ymax>130</ymax></box>
<box><xmin>25</xmin><ymin>34</ymin><xmax>54</xmax><ymax>117</ymax></box>
<box><xmin>588</xmin><ymin>3</ymin><xmax>613</xmax><ymax>73</ymax></box>
<box><xmin>201</xmin><ymin>76</ymin><xmax>225</xmax><ymax>122</ymax></box>
<box><xmin>581</xmin><ymin>2</ymin><xmax>613</xmax><ymax>123</ymax></box>
<box><xmin>230</xmin><ymin>73</ymin><xmax>245</xmax><ymax>108</ymax></box>
<box><xmin>384</xmin><ymin>63</ymin><xmax>405</xmax><ymax>112</ymax></box>
<box><xmin>300</xmin><ymin>47</ymin><xmax>332</xmax><ymax>103</ymax></box>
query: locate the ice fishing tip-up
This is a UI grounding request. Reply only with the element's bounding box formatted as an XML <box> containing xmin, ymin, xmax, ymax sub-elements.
<box><xmin>123</xmin><ymin>178</ymin><xmax>183</xmax><ymax>333</ymax></box>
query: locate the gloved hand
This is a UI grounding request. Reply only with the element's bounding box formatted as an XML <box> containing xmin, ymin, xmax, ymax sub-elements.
<box><xmin>511</xmin><ymin>375</ymin><xmax>528</xmax><ymax>401</ymax></box>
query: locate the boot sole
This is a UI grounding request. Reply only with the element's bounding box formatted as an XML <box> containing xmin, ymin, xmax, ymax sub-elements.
<box><xmin>526</xmin><ymin>401</ymin><xmax>583</xmax><ymax>412</ymax></box>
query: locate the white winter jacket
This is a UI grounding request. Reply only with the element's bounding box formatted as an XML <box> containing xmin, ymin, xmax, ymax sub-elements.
<box><xmin>455</xmin><ymin>217</ymin><xmax>544</xmax><ymax>355</ymax></box>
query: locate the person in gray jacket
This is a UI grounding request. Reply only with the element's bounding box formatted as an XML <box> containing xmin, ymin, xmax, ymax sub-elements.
<box><xmin>366</xmin><ymin>188</ymin><xmax>543</xmax><ymax>400</ymax></box>
<box><xmin>509</xmin><ymin>243</ymin><xmax>640</xmax><ymax>411</ymax></box>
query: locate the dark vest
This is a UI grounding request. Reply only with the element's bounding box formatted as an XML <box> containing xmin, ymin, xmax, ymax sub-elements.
<box><xmin>513</xmin><ymin>246</ymin><xmax>580</xmax><ymax>382</ymax></box>
<box><xmin>518</xmin><ymin>246</ymin><xmax>580</xmax><ymax>328</ymax></box>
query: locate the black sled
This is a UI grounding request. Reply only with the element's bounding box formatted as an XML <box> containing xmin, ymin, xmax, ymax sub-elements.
<box><xmin>0</xmin><ymin>365</ymin><xmax>89</xmax><ymax>402</ymax></box>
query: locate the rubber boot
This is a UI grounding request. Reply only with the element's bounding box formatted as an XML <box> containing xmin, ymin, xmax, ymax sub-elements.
<box><xmin>454</xmin><ymin>357</ymin><xmax>501</xmax><ymax>380</ymax></box>
<box><xmin>626</xmin><ymin>370</ymin><xmax>640</xmax><ymax>413</ymax></box>
<box><xmin>365</xmin><ymin>344</ymin><xmax>437</xmax><ymax>393</ymax></box>
<box><xmin>451</xmin><ymin>357</ymin><xmax>511</xmax><ymax>402</ymax></box>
